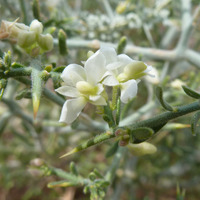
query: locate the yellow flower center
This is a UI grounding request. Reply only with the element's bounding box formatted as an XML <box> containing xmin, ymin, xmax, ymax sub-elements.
<box><xmin>76</xmin><ymin>81</ymin><xmax>97</xmax><ymax>96</ymax></box>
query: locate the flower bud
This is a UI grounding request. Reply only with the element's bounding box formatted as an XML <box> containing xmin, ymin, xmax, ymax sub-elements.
<box><xmin>17</xmin><ymin>31</ymin><xmax>36</xmax><ymax>48</ymax></box>
<box><xmin>30</xmin><ymin>19</ymin><xmax>43</xmax><ymax>35</ymax></box>
<box><xmin>127</xmin><ymin>142</ymin><xmax>157</xmax><ymax>156</ymax></box>
<box><xmin>87</xmin><ymin>50</ymin><xmax>94</xmax><ymax>58</ymax></box>
<box><xmin>116</xmin><ymin>1</ymin><xmax>128</xmax><ymax>14</ymax></box>
<box><xmin>0</xmin><ymin>19</ymin><xmax>29</xmax><ymax>39</ymax></box>
<box><xmin>37</xmin><ymin>33</ymin><xmax>53</xmax><ymax>51</ymax></box>
<box><xmin>124</xmin><ymin>62</ymin><xmax>147</xmax><ymax>80</ymax></box>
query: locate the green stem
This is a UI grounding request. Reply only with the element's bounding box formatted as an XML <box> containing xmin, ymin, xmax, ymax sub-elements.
<box><xmin>105</xmin><ymin>147</ymin><xmax>127</xmax><ymax>182</ymax></box>
<box><xmin>133</xmin><ymin>101</ymin><xmax>200</xmax><ymax>129</ymax></box>
<box><xmin>65</xmin><ymin>100</ymin><xmax>200</xmax><ymax>156</ymax></box>
<box><xmin>111</xmin><ymin>86</ymin><xmax>119</xmax><ymax>110</ymax></box>
<box><xmin>14</xmin><ymin>77</ymin><xmax>65</xmax><ymax>106</ymax></box>
<box><xmin>0</xmin><ymin>67</ymin><xmax>32</xmax><ymax>78</ymax></box>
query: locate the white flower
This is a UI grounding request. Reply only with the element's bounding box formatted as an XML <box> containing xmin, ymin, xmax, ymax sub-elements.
<box><xmin>101</xmin><ymin>47</ymin><xmax>152</xmax><ymax>103</ymax></box>
<box><xmin>56</xmin><ymin>50</ymin><xmax>107</xmax><ymax>124</ymax></box>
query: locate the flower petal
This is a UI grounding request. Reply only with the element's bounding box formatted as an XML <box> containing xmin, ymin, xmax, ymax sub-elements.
<box><xmin>89</xmin><ymin>95</ymin><xmax>107</xmax><ymax>105</ymax></box>
<box><xmin>102</xmin><ymin>74</ymin><xmax>119</xmax><ymax>86</ymax></box>
<box><xmin>106</xmin><ymin>54</ymin><xmax>133</xmax><ymax>71</ymax></box>
<box><xmin>84</xmin><ymin>50</ymin><xmax>106</xmax><ymax>85</ymax></box>
<box><xmin>120</xmin><ymin>79</ymin><xmax>138</xmax><ymax>103</ymax></box>
<box><xmin>106</xmin><ymin>61</ymin><xmax>125</xmax><ymax>70</ymax></box>
<box><xmin>96</xmin><ymin>83</ymin><xmax>104</xmax><ymax>95</ymax></box>
<box><xmin>61</xmin><ymin>64</ymin><xmax>86</xmax><ymax>86</ymax></box>
<box><xmin>59</xmin><ymin>97</ymin><xmax>87</xmax><ymax>124</ymax></box>
<box><xmin>100</xmin><ymin>47</ymin><xmax>117</xmax><ymax>65</ymax></box>
<box><xmin>55</xmin><ymin>86</ymin><xmax>79</xmax><ymax>97</ymax></box>
<box><xmin>117</xmin><ymin>54</ymin><xmax>133</xmax><ymax>64</ymax></box>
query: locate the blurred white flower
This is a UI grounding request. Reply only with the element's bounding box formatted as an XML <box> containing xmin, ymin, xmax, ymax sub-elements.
<box><xmin>145</xmin><ymin>66</ymin><xmax>159</xmax><ymax>84</ymax></box>
<box><xmin>56</xmin><ymin>50</ymin><xmax>107</xmax><ymax>124</ymax></box>
<box><xmin>171</xmin><ymin>79</ymin><xmax>186</xmax><ymax>90</ymax></box>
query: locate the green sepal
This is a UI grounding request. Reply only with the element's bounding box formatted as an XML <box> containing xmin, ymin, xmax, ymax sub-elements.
<box><xmin>155</xmin><ymin>86</ymin><xmax>174</xmax><ymax>111</ymax></box>
<box><xmin>129</xmin><ymin>127</ymin><xmax>154</xmax><ymax>143</ymax></box>
<box><xmin>105</xmin><ymin>141</ymin><xmax>119</xmax><ymax>158</ymax></box>
<box><xmin>47</xmin><ymin>180</ymin><xmax>80</xmax><ymax>188</ymax></box>
<box><xmin>182</xmin><ymin>85</ymin><xmax>200</xmax><ymax>99</ymax></box>
<box><xmin>191</xmin><ymin>111</ymin><xmax>200</xmax><ymax>136</ymax></box>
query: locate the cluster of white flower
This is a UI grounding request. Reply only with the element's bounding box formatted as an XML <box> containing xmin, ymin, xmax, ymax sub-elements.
<box><xmin>56</xmin><ymin>47</ymin><xmax>152</xmax><ymax>124</ymax></box>
<box><xmin>0</xmin><ymin>19</ymin><xmax>53</xmax><ymax>56</ymax></box>
<box><xmin>81</xmin><ymin>13</ymin><xmax>142</xmax><ymax>41</ymax></box>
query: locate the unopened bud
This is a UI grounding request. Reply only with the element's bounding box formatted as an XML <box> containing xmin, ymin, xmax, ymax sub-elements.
<box><xmin>87</xmin><ymin>50</ymin><xmax>94</xmax><ymax>58</ymax></box>
<box><xmin>17</xmin><ymin>31</ymin><xmax>36</xmax><ymax>48</ymax></box>
<box><xmin>37</xmin><ymin>33</ymin><xmax>53</xmax><ymax>51</ymax></box>
<box><xmin>30</xmin><ymin>19</ymin><xmax>43</xmax><ymax>35</ymax></box>
<box><xmin>124</xmin><ymin>61</ymin><xmax>147</xmax><ymax>80</ymax></box>
<box><xmin>127</xmin><ymin>142</ymin><xmax>157</xmax><ymax>156</ymax></box>
<box><xmin>116</xmin><ymin>1</ymin><xmax>128</xmax><ymax>14</ymax></box>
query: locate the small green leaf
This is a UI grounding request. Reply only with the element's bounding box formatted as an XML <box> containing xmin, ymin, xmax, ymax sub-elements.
<box><xmin>182</xmin><ymin>85</ymin><xmax>200</xmax><ymax>99</ymax></box>
<box><xmin>129</xmin><ymin>127</ymin><xmax>154</xmax><ymax>143</ymax></box>
<box><xmin>155</xmin><ymin>86</ymin><xmax>174</xmax><ymax>111</ymax></box>
<box><xmin>4</xmin><ymin>51</ymin><xmax>11</xmax><ymax>69</ymax></box>
<box><xmin>47</xmin><ymin>180</ymin><xmax>79</xmax><ymax>188</ymax></box>
<box><xmin>89</xmin><ymin>172</ymin><xmax>96</xmax><ymax>181</ymax></box>
<box><xmin>32</xmin><ymin>0</ymin><xmax>40</xmax><ymax>21</ymax></box>
<box><xmin>58</xmin><ymin>29</ymin><xmax>68</xmax><ymax>55</ymax></box>
<box><xmin>11</xmin><ymin>62</ymin><xmax>25</xmax><ymax>68</ymax></box>
<box><xmin>191</xmin><ymin>111</ymin><xmax>200</xmax><ymax>136</ymax></box>
<box><xmin>70</xmin><ymin>162</ymin><xmax>78</xmax><ymax>176</ymax></box>
<box><xmin>117</xmin><ymin>36</ymin><xmax>127</xmax><ymax>54</ymax></box>
<box><xmin>93</xmin><ymin>169</ymin><xmax>104</xmax><ymax>178</ymax></box>
<box><xmin>105</xmin><ymin>141</ymin><xmax>119</xmax><ymax>158</ymax></box>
